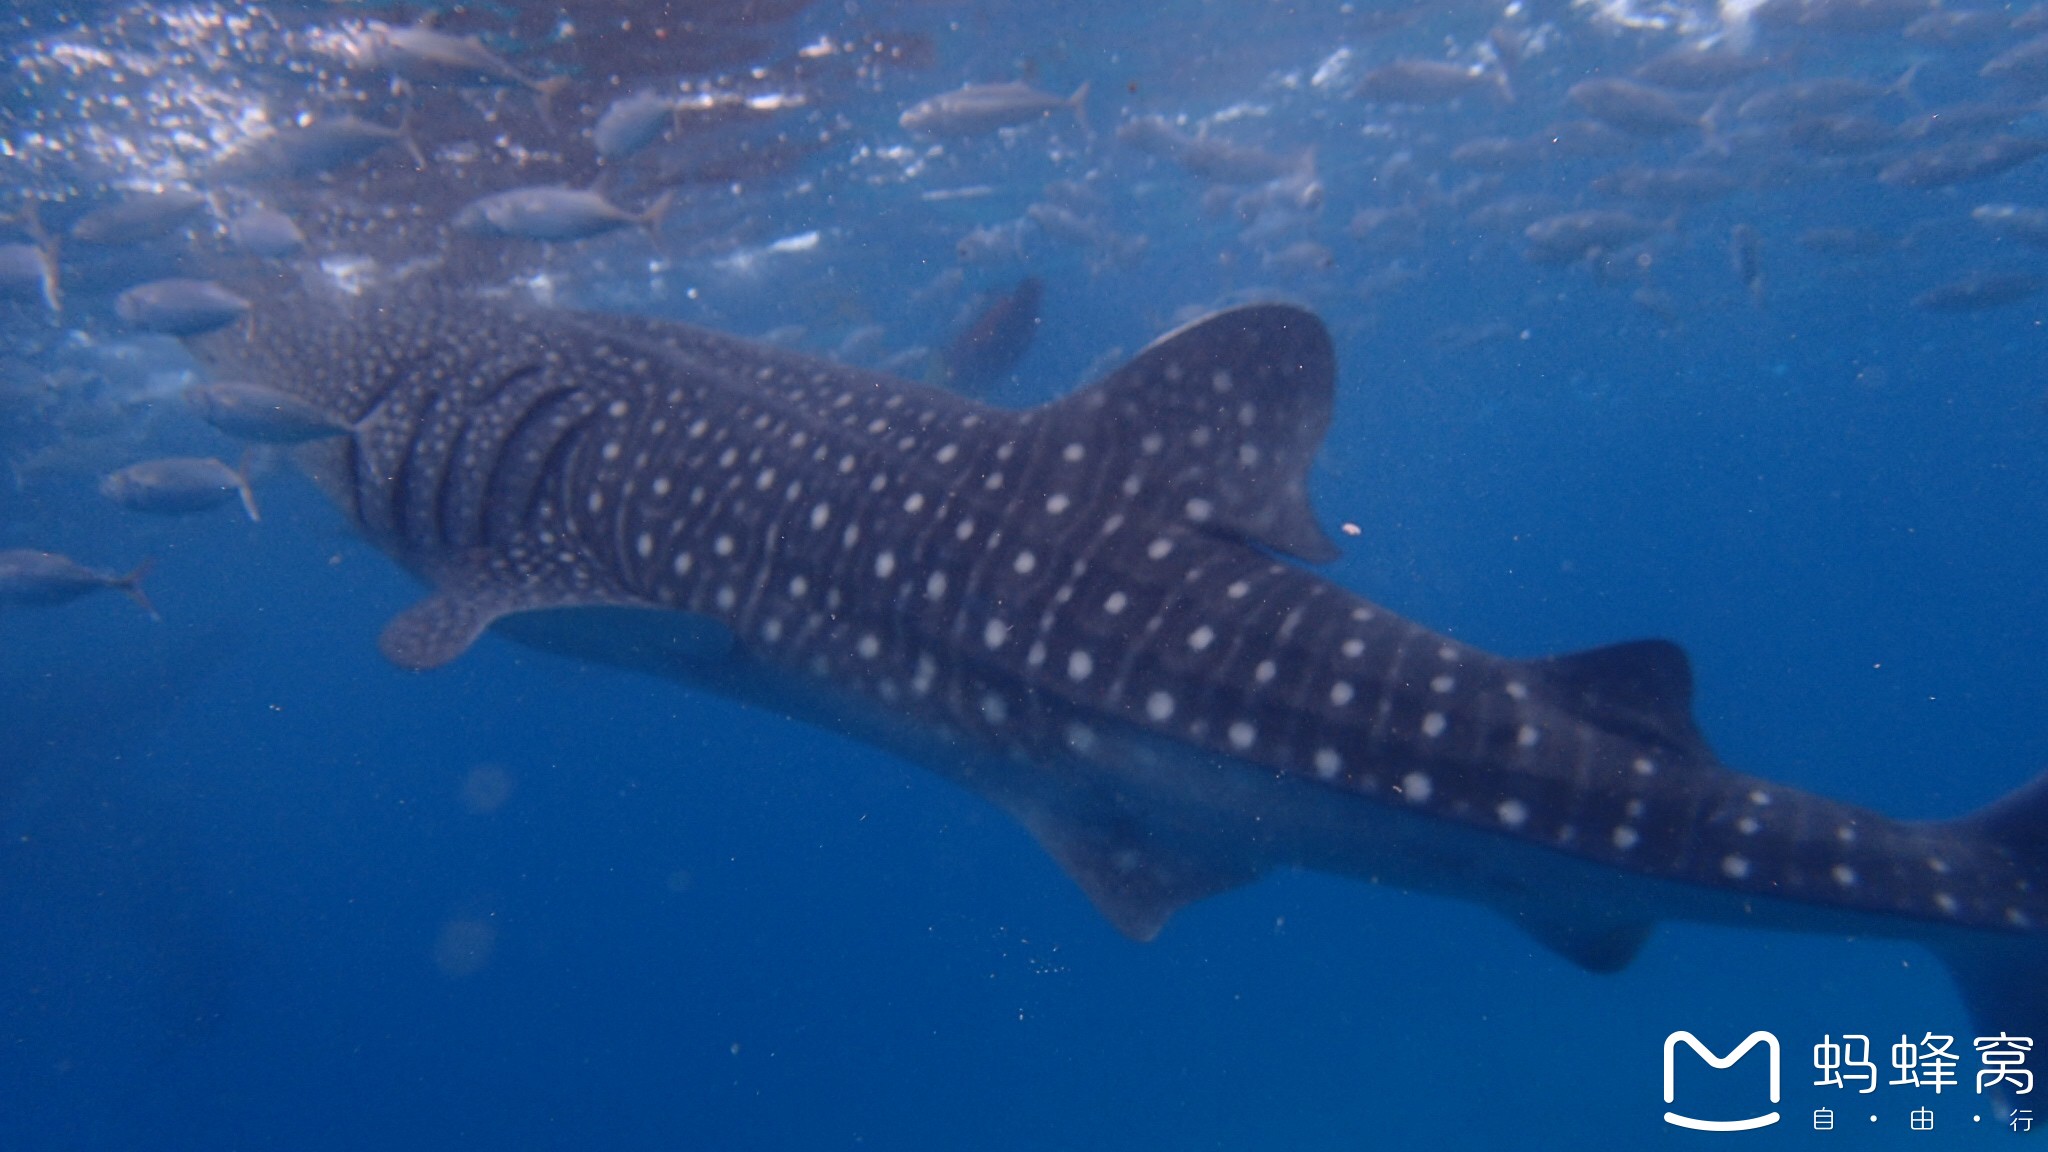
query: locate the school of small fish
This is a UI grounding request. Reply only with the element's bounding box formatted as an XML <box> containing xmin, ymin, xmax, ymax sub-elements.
<box><xmin>1</xmin><ymin>0</ymin><xmax>2044</xmax><ymax>621</ymax></box>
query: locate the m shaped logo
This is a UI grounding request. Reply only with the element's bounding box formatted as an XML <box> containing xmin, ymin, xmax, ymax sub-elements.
<box><xmin>1663</xmin><ymin>1030</ymin><xmax>1782</xmax><ymax>1131</ymax></box>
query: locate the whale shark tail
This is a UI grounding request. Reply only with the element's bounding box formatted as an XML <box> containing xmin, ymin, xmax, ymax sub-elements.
<box><xmin>1933</xmin><ymin>768</ymin><xmax>2048</xmax><ymax>1110</ymax></box>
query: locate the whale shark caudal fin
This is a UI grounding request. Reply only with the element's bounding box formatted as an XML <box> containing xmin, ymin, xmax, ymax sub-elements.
<box><xmin>1934</xmin><ymin>768</ymin><xmax>2048</xmax><ymax>1090</ymax></box>
<box><xmin>1036</xmin><ymin>303</ymin><xmax>1341</xmax><ymax>564</ymax></box>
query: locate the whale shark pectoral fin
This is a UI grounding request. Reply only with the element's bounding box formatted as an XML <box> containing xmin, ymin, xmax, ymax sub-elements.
<box><xmin>377</xmin><ymin>549</ymin><xmax>675</xmax><ymax>672</ymax></box>
<box><xmin>1507</xmin><ymin>905</ymin><xmax>1658</xmax><ymax>974</ymax></box>
<box><xmin>1021</xmin><ymin>809</ymin><xmax>1260</xmax><ymax>941</ymax></box>
<box><xmin>379</xmin><ymin>577</ymin><xmax>735</xmax><ymax>673</ymax></box>
<box><xmin>380</xmin><ymin>588</ymin><xmax>505</xmax><ymax>670</ymax></box>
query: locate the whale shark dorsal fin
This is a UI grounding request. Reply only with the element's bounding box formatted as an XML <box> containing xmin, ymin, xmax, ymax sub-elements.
<box><xmin>1038</xmin><ymin>303</ymin><xmax>1340</xmax><ymax>563</ymax></box>
<box><xmin>1526</xmin><ymin>639</ymin><xmax>1713</xmax><ymax>760</ymax></box>
<box><xmin>1020</xmin><ymin>809</ymin><xmax>1260</xmax><ymax>941</ymax></box>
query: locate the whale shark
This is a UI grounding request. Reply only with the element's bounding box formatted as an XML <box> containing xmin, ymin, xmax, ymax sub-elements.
<box><xmin>197</xmin><ymin>274</ymin><xmax>2047</xmax><ymax>1061</ymax></box>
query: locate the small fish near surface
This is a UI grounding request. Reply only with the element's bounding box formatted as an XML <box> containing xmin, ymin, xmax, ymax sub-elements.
<box><xmin>213</xmin><ymin>114</ymin><xmax>420</xmax><ymax>181</ymax></box>
<box><xmin>1911</xmin><ymin>272</ymin><xmax>2045</xmax><ymax>311</ymax></box>
<box><xmin>1591</xmin><ymin>165</ymin><xmax>1740</xmax><ymax>204</ymax></box>
<box><xmin>1352</xmin><ymin>58</ymin><xmax>1510</xmax><ymax>104</ymax></box>
<box><xmin>1878</xmin><ymin>135</ymin><xmax>2048</xmax><ymax>188</ymax></box>
<box><xmin>101</xmin><ymin>456</ymin><xmax>261</xmax><ymax>522</ymax></box>
<box><xmin>1567</xmin><ymin>78</ymin><xmax>1703</xmax><ymax>137</ymax></box>
<box><xmin>182</xmin><ymin>277</ymin><xmax>2048</xmax><ymax>1090</ymax></box>
<box><xmin>1024</xmin><ymin>202</ymin><xmax>1147</xmax><ymax>264</ymax></box>
<box><xmin>1752</xmin><ymin>0</ymin><xmax>1937</xmax><ymax>35</ymax></box>
<box><xmin>185</xmin><ymin>381</ymin><xmax>353</xmax><ymax>444</ymax></box>
<box><xmin>1980</xmin><ymin>33</ymin><xmax>2048</xmax><ymax>90</ymax></box>
<box><xmin>1523</xmin><ymin>210</ymin><xmax>1665</xmax><ymax>265</ymax></box>
<box><xmin>1971</xmin><ymin>202</ymin><xmax>2048</xmax><ymax>246</ymax></box>
<box><xmin>1729</xmin><ymin>223</ymin><xmax>1766</xmax><ymax>304</ymax></box>
<box><xmin>1447</xmin><ymin>135</ymin><xmax>1549</xmax><ymax>171</ymax></box>
<box><xmin>0</xmin><ymin>549</ymin><xmax>155</xmax><ymax>618</ymax></box>
<box><xmin>941</xmin><ymin>276</ymin><xmax>1043</xmax><ymax>393</ymax></box>
<box><xmin>901</xmin><ymin>81</ymin><xmax>1090</xmax><ymax>138</ymax></box>
<box><xmin>227</xmin><ymin>207</ymin><xmax>307</xmax><ymax>258</ymax></box>
<box><xmin>1536</xmin><ymin>118</ymin><xmax>1638</xmax><ymax>158</ymax></box>
<box><xmin>1785</xmin><ymin>113</ymin><xmax>1898</xmax><ymax>156</ymax></box>
<box><xmin>956</xmin><ymin>219</ymin><xmax>1033</xmax><ymax>264</ymax></box>
<box><xmin>115</xmin><ymin>279</ymin><xmax>252</xmax><ymax>336</ymax></box>
<box><xmin>0</xmin><ymin>243</ymin><xmax>59</xmax><ymax>312</ymax></box>
<box><xmin>1737</xmin><ymin>75</ymin><xmax>1908</xmax><ymax>123</ymax></box>
<box><xmin>68</xmin><ymin>189</ymin><xmax>209</xmax><ymax>246</ymax></box>
<box><xmin>1261</xmin><ymin>240</ymin><xmax>1338</xmax><ymax>276</ymax></box>
<box><xmin>593</xmin><ymin>91</ymin><xmax>679</xmax><ymax>160</ymax></box>
<box><xmin>352</xmin><ymin>20</ymin><xmax>567</xmax><ymax>116</ymax></box>
<box><xmin>454</xmin><ymin>186</ymin><xmax>673</xmax><ymax>242</ymax></box>
<box><xmin>1903</xmin><ymin>8</ymin><xmax>2010</xmax><ymax>45</ymax></box>
<box><xmin>1116</xmin><ymin>116</ymin><xmax>1308</xmax><ymax>185</ymax></box>
<box><xmin>1795</xmin><ymin>226</ymin><xmax>1902</xmax><ymax>256</ymax></box>
<box><xmin>1631</xmin><ymin>45</ymin><xmax>1776</xmax><ymax>91</ymax></box>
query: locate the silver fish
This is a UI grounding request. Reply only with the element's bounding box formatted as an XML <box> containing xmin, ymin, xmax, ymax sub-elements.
<box><xmin>0</xmin><ymin>243</ymin><xmax>58</xmax><ymax>312</ymax></box>
<box><xmin>359</xmin><ymin>21</ymin><xmax>565</xmax><ymax>98</ymax></box>
<box><xmin>1736</xmin><ymin>73</ymin><xmax>1909</xmax><ymax>122</ymax></box>
<box><xmin>115</xmin><ymin>279</ymin><xmax>252</xmax><ymax>336</ymax></box>
<box><xmin>1352</xmin><ymin>59</ymin><xmax>1510</xmax><ymax>104</ymax></box>
<box><xmin>1971</xmin><ymin>202</ymin><xmax>2048</xmax><ymax>246</ymax></box>
<box><xmin>454</xmin><ymin>187</ymin><xmax>672</xmax><ymax>242</ymax></box>
<box><xmin>1730</xmin><ymin>223</ymin><xmax>1765</xmax><ymax>305</ymax></box>
<box><xmin>1567</xmin><ymin>78</ymin><xmax>1702</xmax><ymax>137</ymax></box>
<box><xmin>215</xmin><ymin>114</ymin><xmax>420</xmax><ymax>181</ymax></box>
<box><xmin>1523</xmin><ymin>210</ymin><xmax>1665</xmax><ymax>264</ymax></box>
<box><xmin>68</xmin><ymin>189</ymin><xmax>208</xmax><ymax>246</ymax></box>
<box><xmin>1912</xmin><ymin>272</ymin><xmax>2044</xmax><ymax>311</ymax></box>
<box><xmin>1592</xmin><ymin>165</ymin><xmax>1741</xmax><ymax>203</ymax></box>
<box><xmin>956</xmin><ymin>219</ymin><xmax>1033</xmax><ymax>264</ymax></box>
<box><xmin>1982</xmin><ymin>33</ymin><xmax>2048</xmax><ymax>87</ymax></box>
<box><xmin>900</xmin><ymin>81</ymin><xmax>1089</xmax><ymax>137</ymax></box>
<box><xmin>0</xmin><ymin>549</ymin><xmax>154</xmax><ymax>618</ymax></box>
<box><xmin>1904</xmin><ymin>9</ymin><xmax>2010</xmax><ymax>44</ymax></box>
<box><xmin>593</xmin><ymin>91</ymin><xmax>677</xmax><ymax>159</ymax></box>
<box><xmin>1631</xmin><ymin>45</ymin><xmax>1776</xmax><ymax>91</ymax></box>
<box><xmin>1116</xmin><ymin>115</ymin><xmax>1307</xmax><ymax>184</ymax></box>
<box><xmin>1879</xmin><ymin>136</ymin><xmax>2048</xmax><ymax>189</ymax></box>
<box><xmin>101</xmin><ymin>457</ymin><xmax>261</xmax><ymax>522</ymax></box>
<box><xmin>228</xmin><ymin>208</ymin><xmax>307</xmax><ymax>258</ymax></box>
<box><xmin>186</xmin><ymin>381</ymin><xmax>353</xmax><ymax>444</ymax></box>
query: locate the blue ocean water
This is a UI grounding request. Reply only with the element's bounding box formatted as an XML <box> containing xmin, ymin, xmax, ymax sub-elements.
<box><xmin>2</xmin><ymin>0</ymin><xmax>2046</xmax><ymax>1147</ymax></box>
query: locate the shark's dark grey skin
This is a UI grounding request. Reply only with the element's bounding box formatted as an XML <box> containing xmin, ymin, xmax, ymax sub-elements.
<box><xmin>200</xmin><ymin>276</ymin><xmax>2048</xmax><ymax>1051</ymax></box>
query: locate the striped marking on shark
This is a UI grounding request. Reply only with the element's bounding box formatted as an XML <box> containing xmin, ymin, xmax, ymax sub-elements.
<box><xmin>198</xmin><ymin>276</ymin><xmax>2048</xmax><ymax>1055</ymax></box>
